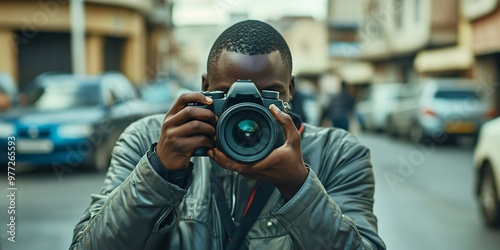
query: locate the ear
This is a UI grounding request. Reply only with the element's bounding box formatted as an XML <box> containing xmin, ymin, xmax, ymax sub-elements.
<box><xmin>202</xmin><ymin>73</ymin><xmax>209</xmax><ymax>91</ymax></box>
<box><xmin>288</xmin><ymin>75</ymin><xmax>295</xmax><ymax>102</ymax></box>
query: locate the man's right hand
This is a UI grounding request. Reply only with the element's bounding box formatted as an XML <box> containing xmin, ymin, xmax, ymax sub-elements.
<box><xmin>156</xmin><ymin>93</ymin><xmax>218</xmax><ymax>171</ymax></box>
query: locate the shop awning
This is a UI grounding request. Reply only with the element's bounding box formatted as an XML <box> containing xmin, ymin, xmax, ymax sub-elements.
<box><xmin>336</xmin><ymin>62</ymin><xmax>374</xmax><ymax>84</ymax></box>
<box><xmin>414</xmin><ymin>46</ymin><xmax>474</xmax><ymax>73</ymax></box>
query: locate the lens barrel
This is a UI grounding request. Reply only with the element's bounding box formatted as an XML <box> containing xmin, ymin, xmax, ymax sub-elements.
<box><xmin>217</xmin><ymin>103</ymin><xmax>278</xmax><ymax>163</ymax></box>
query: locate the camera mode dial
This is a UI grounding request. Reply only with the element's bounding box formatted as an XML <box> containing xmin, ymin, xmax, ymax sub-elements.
<box><xmin>261</xmin><ymin>90</ymin><xmax>279</xmax><ymax>99</ymax></box>
<box><xmin>203</xmin><ymin>91</ymin><xmax>224</xmax><ymax>99</ymax></box>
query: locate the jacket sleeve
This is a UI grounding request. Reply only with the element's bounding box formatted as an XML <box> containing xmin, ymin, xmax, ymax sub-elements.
<box><xmin>70</xmin><ymin>118</ymin><xmax>188</xmax><ymax>249</ymax></box>
<box><xmin>270</xmin><ymin>131</ymin><xmax>386</xmax><ymax>250</ymax></box>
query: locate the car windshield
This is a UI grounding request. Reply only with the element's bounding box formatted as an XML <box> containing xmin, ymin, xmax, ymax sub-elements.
<box><xmin>382</xmin><ymin>87</ymin><xmax>401</xmax><ymax>99</ymax></box>
<box><xmin>141</xmin><ymin>84</ymin><xmax>171</xmax><ymax>104</ymax></box>
<box><xmin>434</xmin><ymin>90</ymin><xmax>478</xmax><ymax>100</ymax></box>
<box><xmin>26</xmin><ymin>80</ymin><xmax>100</xmax><ymax>110</ymax></box>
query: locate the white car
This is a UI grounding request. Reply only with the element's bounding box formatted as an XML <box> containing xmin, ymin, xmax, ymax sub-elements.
<box><xmin>355</xmin><ymin>83</ymin><xmax>403</xmax><ymax>132</ymax></box>
<box><xmin>473</xmin><ymin>117</ymin><xmax>500</xmax><ymax>227</ymax></box>
<box><xmin>388</xmin><ymin>78</ymin><xmax>493</xmax><ymax>143</ymax></box>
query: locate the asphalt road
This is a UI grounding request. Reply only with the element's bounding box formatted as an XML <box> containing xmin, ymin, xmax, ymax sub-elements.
<box><xmin>0</xmin><ymin>166</ymin><xmax>106</xmax><ymax>250</ymax></box>
<box><xmin>0</xmin><ymin>133</ymin><xmax>499</xmax><ymax>249</ymax></box>
<box><xmin>357</xmin><ymin>133</ymin><xmax>500</xmax><ymax>250</ymax></box>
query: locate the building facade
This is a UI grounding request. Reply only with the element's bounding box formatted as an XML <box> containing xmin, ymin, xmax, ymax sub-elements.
<box><xmin>353</xmin><ymin>0</ymin><xmax>499</xmax><ymax>114</ymax></box>
<box><xmin>0</xmin><ymin>0</ymin><xmax>174</xmax><ymax>90</ymax></box>
<box><xmin>466</xmin><ymin>0</ymin><xmax>500</xmax><ymax>113</ymax></box>
<box><xmin>327</xmin><ymin>0</ymin><xmax>370</xmax><ymax>85</ymax></box>
<box><xmin>358</xmin><ymin>0</ymin><xmax>460</xmax><ymax>84</ymax></box>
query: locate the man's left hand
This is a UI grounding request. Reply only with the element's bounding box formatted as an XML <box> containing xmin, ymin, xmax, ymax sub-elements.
<box><xmin>208</xmin><ymin>104</ymin><xmax>308</xmax><ymax>201</ymax></box>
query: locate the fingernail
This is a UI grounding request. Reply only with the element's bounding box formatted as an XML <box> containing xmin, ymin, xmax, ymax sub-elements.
<box><xmin>269</xmin><ymin>104</ymin><xmax>279</xmax><ymax>112</ymax></box>
<box><xmin>205</xmin><ymin>96</ymin><xmax>213</xmax><ymax>103</ymax></box>
<box><xmin>208</xmin><ymin>150</ymin><xmax>214</xmax><ymax>158</ymax></box>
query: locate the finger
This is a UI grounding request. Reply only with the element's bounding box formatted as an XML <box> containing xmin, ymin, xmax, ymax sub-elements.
<box><xmin>167</xmin><ymin>106</ymin><xmax>218</xmax><ymax>127</ymax></box>
<box><xmin>171</xmin><ymin>120</ymin><xmax>216</xmax><ymax>137</ymax></box>
<box><xmin>269</xmin><ymin>104</ymin><xmax>299</xmax><ymax>144</ymax></box>
<box><xmin>168</xmin><ymin>92</ymin><xmax>213</xmax><ymax>115</ymax></box>
<box><xmin>177</xmin><ymin>135</ymin><xmax>215</xmax><ymax>154</ymax></box>
<box><xmin>209</xmin><ymin>148</ymin><xmax>271</xmax><ymax>181</ymax></box>
<box><xmin>208</xmin><ymin>147</ymin><xmax>247</xmax><ymax>173</ymax></box>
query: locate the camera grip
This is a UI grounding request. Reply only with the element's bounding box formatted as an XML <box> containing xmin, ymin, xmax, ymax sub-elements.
<box><xmin>192</xmin><ymin>147</ymin><xmax>209</xmax><ymax>157</ymax></box>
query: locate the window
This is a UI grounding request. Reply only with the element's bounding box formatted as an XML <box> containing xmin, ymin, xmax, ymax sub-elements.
<box><xmin>28</xmin><ymin>81</ymin><xmax>100</xmax><ymax>110</ymax></box>
<box><xmin>434</xmin><ymin>90</ymin><xmax>479</xmax><ymax>100</ymax></box>
<box><xmin>364</xmin><ymin>0</ymin><xmax>382</xmax><ymax>38</ymax></box>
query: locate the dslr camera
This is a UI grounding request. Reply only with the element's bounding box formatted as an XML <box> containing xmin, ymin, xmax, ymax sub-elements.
<box><xmin>190</xmin><ymin>80</ymin><xmax>285</xmax><ymax>163</ymax></box>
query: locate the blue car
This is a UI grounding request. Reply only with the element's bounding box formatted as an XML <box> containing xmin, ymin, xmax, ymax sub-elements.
<box><xmin>0</xmin><ymin>72</ymin><xmax>150</xmax><ymax>172</ymax></box>
<box><xmin>139</xmin><ymin>76</ymin><xmax>192</xmax><ymax>115</ymax></box>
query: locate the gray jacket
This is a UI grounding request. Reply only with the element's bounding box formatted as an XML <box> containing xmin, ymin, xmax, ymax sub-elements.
<box><xmin>70</xmin><ymin>114</ymin><xmax>385</xmax><ymax>249</ymax></box>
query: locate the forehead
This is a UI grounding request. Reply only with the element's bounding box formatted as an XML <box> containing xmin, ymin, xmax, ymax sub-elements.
<box><xmin>208</xmin><ymin>50</ymin><xmax>289</xmax><ymax>88</ymax></box>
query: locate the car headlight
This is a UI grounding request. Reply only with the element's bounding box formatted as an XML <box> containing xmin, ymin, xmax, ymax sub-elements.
<box><xmin>0</xmin><ymin>123</ymin><xmax>15</xmax><ymax>138</ymax></box>
<box><xmin>57</xmin><ymin>124</ymin><xmax>94</xmax><ymax>139</ymax></box>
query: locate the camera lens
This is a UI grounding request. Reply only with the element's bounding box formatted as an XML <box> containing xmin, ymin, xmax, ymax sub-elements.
<box><xmin>233</xmin><ymin>119</ymin><xmax>262</xmax><ymax>148</ymax></box>
<box><xmin>217</xmin><ymin>103</ymin><xmax>283</xmax><ymax>163</ymax></box>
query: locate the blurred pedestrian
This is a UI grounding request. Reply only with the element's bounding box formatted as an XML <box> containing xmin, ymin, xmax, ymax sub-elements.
<box><xmin>289</xmin><ymin>89</ymin><xmax>308</xmax><ymax>122</ymax></box>
<box><xmin>0</xmin><ymin>73</ymin><xmax>17</xmax><ymax>111</ymax></box>
<box><xmin>323</xmin><ymin>80</ymin><xmax>355</xmax><ymax>131</ymax></box>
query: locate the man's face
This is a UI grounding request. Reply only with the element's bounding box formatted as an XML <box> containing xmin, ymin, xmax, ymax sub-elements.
<box><xmin>203</xmin><ymin>50</ymin><xmax>294</xmax><ymax>102</ymax></box>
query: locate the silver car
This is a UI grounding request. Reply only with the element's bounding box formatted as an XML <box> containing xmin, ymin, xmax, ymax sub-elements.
<box><xmin>356</xmin><ymin>83</ymin><xmax>403</xmax><ymax>132</ymax></box>
<box><xmin>386</xmin><ymin>78</ymin><xmax>494</xmax><ymax>143</ymax></box>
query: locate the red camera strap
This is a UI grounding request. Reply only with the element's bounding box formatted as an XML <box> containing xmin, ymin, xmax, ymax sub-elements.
<box><xmin>242</xmin><ymin>123</ymin><xmax>303</xmax><ymax>219</ymax></box>
<box><xmin>218</xmin><ymin>119</ymin><xmax>304</xmax><ymax>248</ymax></box>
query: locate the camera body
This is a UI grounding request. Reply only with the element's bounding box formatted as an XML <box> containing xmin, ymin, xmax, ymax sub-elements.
<box><xmin>190</xmin><ymin>80</ymin><xmax>285</xmax><ymax>163</ymax></box>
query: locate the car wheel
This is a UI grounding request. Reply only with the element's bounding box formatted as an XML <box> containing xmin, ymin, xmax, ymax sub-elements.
<box><xmin>94</xmin><ymin>139</ymin><xmax>113</xmax><ymax>172</ymax></box>
<box><xmin>385</xmin><ymin>117</ymin><xmax>397</xmax><ymax>138</ymax></box>
<box><xmin>357</xmin><ymin>114</ymin><xmax>366</xmax><ymax>132</ymax></box>
<box><xmin>410</xmin><ymin>124</ymin><xmax>424</xmax><ymax>143</ymax></box>
<box><xmin>442</xmin><ymin>134</ymin><xmax>457</xmax><ymax>145</ymax></box>
<box><xmin>479</xmin><ymin>163</ymin><xmax>500</xmax><ymax>227</ymax></box>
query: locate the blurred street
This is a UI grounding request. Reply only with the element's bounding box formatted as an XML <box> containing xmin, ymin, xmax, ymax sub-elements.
<box><xmin>2</xmin><ymin>0</ymin><xmax>500</xmax><ymax>249</ymax></box>
<box><xmin>0</xmin><ymin>168</ymin><xmax>106</xmax><ymax>250</ymax></box>
<box><xmin>358</xmin><ymin>133</ymin><xmax>500</xmax><ymax>250</ymax></box>
<box><xmin>0</xmin><ymin>133</ymin><xmax>499</xmax><ymax>249</ymax></box>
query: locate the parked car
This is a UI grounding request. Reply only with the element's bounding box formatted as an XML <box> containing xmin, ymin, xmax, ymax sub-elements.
<box><xmin>355</xmin><ymin>83</ymin><xmax>403</xmax><ymax>132</ymax></box>
<box><xmin>473</xmin><ymin>117</ymin><xmax>500</xmax><ymax>227</ymax></box>
<box><xmin>139</xmin><ymin>75</ymin><xmax>191</xmax><ymax>115</ymax></box>
<box><xmin>386</xmin><ymin>78</ymin><xmax>494</xmax><ymax>143</ymax></box>
<box><xmin>0</xmin><ymin>72</ymin><xmax>150</xmax><ymax>171</ymax></box>
<box><xmin>0</xmin><ymin>72</ymin><xmax>18</xmax><ymax>111</ymax></box>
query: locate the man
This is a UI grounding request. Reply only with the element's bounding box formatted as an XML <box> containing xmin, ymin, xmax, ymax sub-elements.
<box><xmin>323</xmin><ymin>81</ymin><xmax>355</xmax><ymax>131</ymax></box>
<box><xmin>71</xmin><ymin>20</ymin><xmax>385</xmax><ymax>249</ymax></box>
<box><xmin>0</xmin><ymin>73</ymin><xmax>17</xmax><ymax>111</ymax></box>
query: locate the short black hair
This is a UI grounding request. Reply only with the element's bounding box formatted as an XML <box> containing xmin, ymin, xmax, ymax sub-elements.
<box><xmin>207</xmin><ymin>20</ymin><xmax>292</xmax><ymax>74</ymax></box>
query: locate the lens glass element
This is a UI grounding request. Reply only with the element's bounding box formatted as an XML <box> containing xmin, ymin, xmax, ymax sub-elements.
<box><xmin>233</xmin><ymin>119</ymin><xmax>262</xmax><ymax>148</ymax></box>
